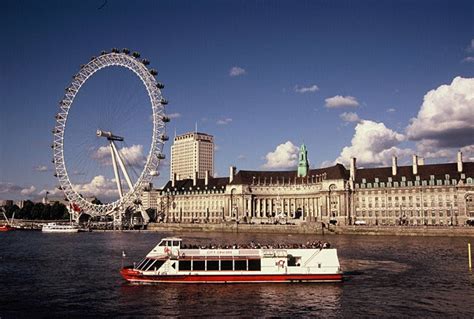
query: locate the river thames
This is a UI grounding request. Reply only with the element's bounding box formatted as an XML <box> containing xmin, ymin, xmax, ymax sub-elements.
<box><xmin>1</xmin><ymin>231</ymin><xmax>473</xmax><ymax>317</ymax></box>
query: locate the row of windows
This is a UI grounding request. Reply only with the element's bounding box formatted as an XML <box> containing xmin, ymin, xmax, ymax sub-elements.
<box><xmin>178</xmin><ymin>259</ymin><xmax>261</xmax><ymax>271</ymax></box>
<box><xmin>357</xmin><ymin>202</ymin><xmax>458</xmax><ymax>208</ymax></box>
<box><xmin>356</xmin><ymin>177</ymin><xmax>473</xmax><ymax>189</ymax></box>
<box><xmin>358</xmin><ymin>188</ymin><xmax>456</xmax><ymax>195</ymax></box>
<box><xmin>355</xmin><ymin>210</ymin><xmax>459</xmax><ymax>218</ymax></box>
<box><xmin>358</xmin><ymin>195</ymin><xmax>457</xmax><ymax>201</ymax></box>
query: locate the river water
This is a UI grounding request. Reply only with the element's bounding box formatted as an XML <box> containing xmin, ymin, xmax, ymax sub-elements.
<box><xmin>1</xmin><ymin>231</ymin><xmax>473</xmax><ymax>318</ymax></box>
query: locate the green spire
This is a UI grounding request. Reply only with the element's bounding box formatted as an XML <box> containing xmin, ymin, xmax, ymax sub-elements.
<box><xmin>297</xmin><ymin>144</ymin><xmax>309</xmax><ymax>177</ymax></box>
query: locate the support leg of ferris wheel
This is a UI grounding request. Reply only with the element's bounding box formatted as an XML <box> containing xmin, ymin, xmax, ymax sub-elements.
<box><xmin>110</xmin><ymin>141</ymin><xmax>150</xmax><ymax>225</ymax></box>
<box><xmin>109</xmin><ymin>141</ymin><xmax>124</xmax><ymax>230</ymax></box>
<box><xmin>108</xmin><ymin>138</ymin><xmax>150</xmax><ymax>226</ymax></box>
<box><xmin>110</xmin><ymin>142</ymin><xmax>124</xmax><ymax>199</ymax></box>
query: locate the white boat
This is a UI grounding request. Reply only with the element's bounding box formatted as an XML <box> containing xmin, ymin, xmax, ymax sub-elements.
<box><xmin>121</xmin><ymin>237</ymin><xmax>343</xmax><ymax>283</ymax></box>
<box><xmin>42</xmin><ymin>223</ymin><xmax>79</xmax><ymax>233</ymax></box>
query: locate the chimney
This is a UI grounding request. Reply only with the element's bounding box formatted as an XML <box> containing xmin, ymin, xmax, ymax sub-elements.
<box><xmin>172</xmin><ymin>173</ymin><xmax>176</xmax><ymax>187</ymax></box>
<box><xmin>412</xmin><ymin>154</ymin><xmax>418</xmax><ymax>175</ymax></box>
<box><xmin>418</xmin><ymin>157</ymin><xmax>425</xmax><ymax>166</ymax></box>
<box><xmin>392</xmin><ymin>156</ymin><xmax>397</xmax><ymax>176</ymax></box>
<box><xmin>457</xmin><ymin>151</ymin><xmax>463</xmax><ymax>173</ymax></box>
<box><xmin>205</xmin><ymin>170</ymin><xmax>209</xmax><ymax>186</ymax></box>
<box><xmin>350</xmin><ymin>157</ymin><xmax>356</xmax><ymax>181</ymax></box>
<box><xmin>193</xmin><ymin>171</ymin><xmax>198</xmax><ymax>186</ymax></box>
<box><xmin>229</xmin><ymin>166</ymin><xmax>236</xmax><ymax>183</ymax></box>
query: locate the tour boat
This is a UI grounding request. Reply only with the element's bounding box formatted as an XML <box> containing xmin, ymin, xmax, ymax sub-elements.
<box><xmin>1</xmin><ymin>211</ymin><xmax>14</xmax><ymax>231</ymax></box>
<box><xmin>0</xmin><ymin>224</ymin><xmax>13</xmax><ymax>232</ymax></box>
<box><xmin>42</xmin><ymin>222</ymin><xmax>79</xmax><ymax>233</ymax></box>
<box><xmin>120</xmin><ymin>237</ymin><xmax>343</xmax><ymax>283</ymax></box>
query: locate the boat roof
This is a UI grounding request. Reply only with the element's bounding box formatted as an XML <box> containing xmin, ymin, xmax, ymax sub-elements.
<box><xmin>161</xmin><ymin>237</ymin><xmax>182</xmax><ymax>241</ymax></box>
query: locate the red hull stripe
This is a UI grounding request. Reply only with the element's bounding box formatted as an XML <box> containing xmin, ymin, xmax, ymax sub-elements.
<box><xmin>120</xmin><ymin>269</ymin><xmax>342</xmax><ymax>283</ymax></box>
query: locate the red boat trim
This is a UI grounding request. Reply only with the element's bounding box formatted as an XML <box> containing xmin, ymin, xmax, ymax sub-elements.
<box><xmin>120</xmin><ymin>268</ymin><xmax>343</xmax><ymax>283</ymax></box>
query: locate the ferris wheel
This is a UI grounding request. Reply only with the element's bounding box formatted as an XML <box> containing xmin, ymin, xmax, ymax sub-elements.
<box><xmin>52</xmin><ymin>48</ymin><xmax>170</xmax><ymax>222</ymax></box>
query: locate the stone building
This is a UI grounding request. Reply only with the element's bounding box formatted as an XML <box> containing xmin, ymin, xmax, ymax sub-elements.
<box><xmin>144</xmin><ymin>147</ymin><xmax>474</xmax><ymax>226</ymax></box>
<box><xmin>350</xmin><ymin>153</ymin><xmax>474</xmax><ymax>226</ymax></box>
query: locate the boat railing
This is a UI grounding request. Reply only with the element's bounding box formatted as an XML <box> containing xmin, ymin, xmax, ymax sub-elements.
<box><xmin>178</xmin><ymin>248</ymin><xmax>261</xmax><ymax>257</ymax></box>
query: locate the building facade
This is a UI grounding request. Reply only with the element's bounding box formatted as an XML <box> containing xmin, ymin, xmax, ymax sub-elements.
<box><xmin>145</xmin><ymin>148</ymin><xmax>474</xmax><ymax>226</ymax></box>
<box><xmin>170</xmin><ymin>132</ymin><xmax>214</xmax><ymax>180</ymax></box>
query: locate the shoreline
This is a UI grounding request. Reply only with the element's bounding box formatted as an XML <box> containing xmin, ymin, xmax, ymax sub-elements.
<box><xmin>146</xmin><ymin>222</ymin><xmax>474</xmax><ymax>237</ymax></box>
<box><xmin>4</xmin><ymin>220</ymin><xmax>474</xmax><ymax>237</ymax></box>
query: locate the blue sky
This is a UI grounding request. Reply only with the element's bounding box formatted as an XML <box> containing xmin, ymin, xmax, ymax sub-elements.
<box><xmin>1</xmin><ymin>0</ymin><xmax>473</xmax><ymax>201</ymax></box>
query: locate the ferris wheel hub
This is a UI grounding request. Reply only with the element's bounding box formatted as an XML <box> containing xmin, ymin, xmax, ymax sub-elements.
<box><xmin>96</xmin><ymin>129</ymin><xmax>124</xmax><ymax>141</ymax></box>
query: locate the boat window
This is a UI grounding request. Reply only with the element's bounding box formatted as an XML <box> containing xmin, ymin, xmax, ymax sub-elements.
<box><xmin>136</xmin><ymin>258</ymin><xmax>147</xmax><ymax>269</ymax></box>
<box><xmin>234</xmin><ymin>260</ymin><xmax>247</xmax><ymax>271</ymax></box>
<box><xmin>145</xmin><ymin>259</ymin><xmax>157</xmax><ymax>271</ymax></box>
<box><xmin>287</xmin><ymin>255</ymin><xmax>297</xmax><ymax>267</ymax></box>
<box><xmin>146</xmin><ymin>260</ymin><xmax>165</xmax><ymax>271</ymax></box>
<box><xmin>159</xmin><ymin>241</ymin><xmax>166</xmax><ymax>246</ymax></box>
<box><xmin>193</xmin><ymin>260</ymin><xmax>205</xmax><ymax>271</ymax></box>
<box><xmin>173</xmin><ymin>241</ymin><xmax>180</xmax><ymax>247</ymax></box>
<box><xmin>207</xmin><ymin>260</ymin><xmax>219</xmax><ymax>271</ymax></box>
<box><xmin>138</xmin><ymin>259</ymin><xmax>153</xmax><ymax>270</ymax></box>
<box><xmin>221</xmin><ymin>260</ymin><xmax>233</xmax><ymax>271</ymax></box>
<box><xmin>248</xmin><ymin>259</ymin><xmax>261</xmax><ymax>271</ymax></box>
<box><xmin>288</xmin><ymin>256</ymin><xmax>301</xmax><ymax>267</ymax></box>
<box><xmin>179</xmin><ymin>260</ymin><xmax>191</xmax><ymax>271</ymax></box>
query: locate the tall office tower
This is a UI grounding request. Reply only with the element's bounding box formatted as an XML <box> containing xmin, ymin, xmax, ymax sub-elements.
<box><xmin>170</xmin><ymin>132</ymin><xmax>214</xmax><ymax>180</ymax></box>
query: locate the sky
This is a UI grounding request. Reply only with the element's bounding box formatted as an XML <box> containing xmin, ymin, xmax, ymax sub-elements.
<box><xmin>0</xmin><ymin>0</ymin><xmax>473</xmax><ymax>201</ymax></box>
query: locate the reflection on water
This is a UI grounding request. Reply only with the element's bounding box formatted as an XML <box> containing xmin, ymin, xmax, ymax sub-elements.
<box><xmin>119</xmin><ymin>282</ymin><xmax>342</xmax><ymax>317</ymax></box>
<box><xmin>1</xmin><ymin>231</ymin><xmax>473</xmax><ymax>317</ymax></box>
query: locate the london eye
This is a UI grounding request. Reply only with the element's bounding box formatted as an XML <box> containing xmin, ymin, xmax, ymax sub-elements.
<box><xmin>52</xmin><ymin>48</ymin><xmax>169</xmax><ymax>225</ymax></box>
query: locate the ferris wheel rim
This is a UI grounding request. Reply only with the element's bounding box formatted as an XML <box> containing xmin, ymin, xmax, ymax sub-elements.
<box><xmin>52</xmin><ymin>51</ymin><xmax>167</xmax><ymax>216</ymax></box>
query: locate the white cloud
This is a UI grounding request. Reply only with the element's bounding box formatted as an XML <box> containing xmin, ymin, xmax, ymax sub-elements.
<box><xmin>20</xmin><ymin>186</ymin><xmax>36</xmax><ymax>196</ymax></box>
<box><xmin>38</xmin><ymin>188</ymin><xmax>62</xmax><ymax>197</ymax></box>
<box><xmin>462</xmin><ymin>57</ymin><xmax>474</xmax><ymax>63</ymax></box>
<box><xmin>0</xmin><ymin>182</ymin><xmax>40</xmax><ymax>198</ymax></box>
<box><xmin>217</xmin><ymin>118</ymin><xmax>232</xmax><ymax>125</ymax></box>
<box><xmin>339</xmin><ymin>112</ymin><xmax>361</xmax><ymax>123</ymax></box>
<box><xmin>334</xmin><ymin>120</ymin><xmax>411</xmax><ymax>166</ymax></box>
<box><xmin>466</xmin><ymin>39</ymin><xmax>474</xmax><ymax>52</ymax></box>
<box><xmin>237</xmin><ymin>154</ymin><xmax>246</xmax><ymax>160</ymax></box>
<box><xmin>229</xmin><ymin>66</ymin><xmax>246</xmax><ymax>77</ymax></box>
<box><xmin>167</xmin><ymin>113</ymin><xmax>182</xmax><ymax>119</ymax></box>
<box><xmin>294</xmin><ymin>84</ymin><xmax>319</xmax><ymax>93</ymax></box>
<box><xmin>34</xmin><ymin>165</ymin><xmax>49</xmax><ymax>172</ymax></box>
<box><xmin>72</xmin><ymin>175</ymin><xmax>119</xmax><ymax>199</ymax></box>
<box><xmin>92</xmin><ymin>144</ymin><xmax>145</xmax><ymax>168</ymax></box>
<box><xmin>262</xmin><ymin>141</ymin><xmax>299</xmax><ymax>169</ymax></box>
<box><xmin>387</xmin><ymin>108</ymin><xmax>396</xmax><ymax>113</ymax></box>
<box><xmin>325</xmin><ymin>95</ymin><xmax>359</xmax><ymax>108</ymax></box>
<box><xmin>0</xmin><ymin>182</ymin><xmax>22</xmax><ymax>195</ymax></box>
<box><xmin>406</xmin><ymin>77</ymin><xmax>474</xmax><ymax>151</ymax></box>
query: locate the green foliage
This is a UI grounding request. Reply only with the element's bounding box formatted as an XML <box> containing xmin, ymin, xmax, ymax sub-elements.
<box><xmin>6</xmin><ymin>201</ymin><xmax>69</xmax><ymax>220</ymax></box>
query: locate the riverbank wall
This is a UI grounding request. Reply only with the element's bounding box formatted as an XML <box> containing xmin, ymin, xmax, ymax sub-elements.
<box><xmin>147</xmin><ymin>222</ymin><xmax>474</xmax><ymax>237</ymax></box>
